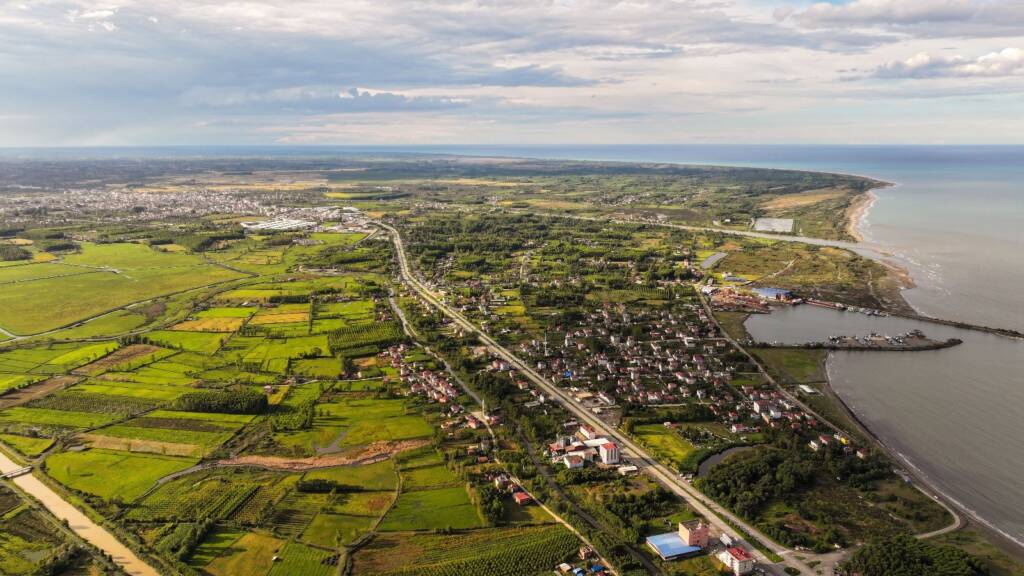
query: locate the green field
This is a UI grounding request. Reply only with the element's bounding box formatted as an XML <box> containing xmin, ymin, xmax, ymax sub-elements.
<box><xmin>144</xmin><ymin>330</ymin><xmax>228</xmax><ymax>354</ymax></box>
<box><xmin>0</xmin><ymin>243</ymin><xmax>245</xmax><ymax>335</ymax></box>
<box><xmin>353</xmin><ymin>525</ymin><xmax>578</xmax><ymax>575</ymax></box>
<box><xmin>302</xmin><ymin>460</ymin><xmax>398</xmax><ymax>492</ymax></box>
<box><xmin>266</xmin><ymin>541</ymin><xmax>338</xmax><ymax>576</ymax></box>
<box><xmin>45</xmin><ymin>449</ymin><xmax>197</xmax><ymax>500</ymax></box>
<box><xmin>633</xmin><ymin>424</ymin><xmax>699</xmax><ymax>471</ymax></box>
<box><xmin>378</xmin><ymin>486</ymin><xmax>483</xmax><ymax>531</ymax></box>
<box><xmin>0</xmin><ymin>433</ymin><xmax>53</xmax><ymax>457</ymax></box>
<box><xmin>203</xmin><ymin>531</ymin><xmax>284</xmax><ymax>576</ymax></box>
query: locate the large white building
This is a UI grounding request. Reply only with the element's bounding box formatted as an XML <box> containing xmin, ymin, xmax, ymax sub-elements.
<box><xmin>598</xmin><ymin>442</ymin><xmax>620</xmax><ymax>465</ymax></box>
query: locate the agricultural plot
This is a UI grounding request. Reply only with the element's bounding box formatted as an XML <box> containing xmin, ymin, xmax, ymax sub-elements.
<box><xmin>202</xmin><ymin>531</ymin><xmax>284</xmax><ymax>576</ymax></box>
<box><xmin>0</xmin><ymin>505</ymin><xmax>68</xmax><ymax>576</ymax></box>
<box><xmin>144</xmin><ymin>330</ymin><xmax>227</xmax><ymax>354</ymax></box>
<box><xmin>272</xmin><ymin>397</ymin><xmax>432</xmax><ymax>455</ymax></box>
<box><xmin>171</xmin><ymin>317</ymin><xmax>246</xmax><ymax>332</ymax></box>
<box><xmin>266</xmin><ymin>541</ymin><xmax>338</xmax><ymax>576</ymax></box>
<box><xmin>129</xmin><ymin>468</ymin><xmax>276</xmax><ymax>522</ymax></box>
<box><xmin>301</xmin><ymin>511</ymin><xmax>376</xmax><ymax>547</ymax></box>
<box><xmin>0</xmin><ymin>243</ymin><xmax>245</xmax><ymax>335</ymax></box>
<box><xmin>72</xmin><ymin>344</ymin><xmax>168</xmax><ymax>375</ymax></box>
<box><xmin>0</xmin><ymin>373</ymin><xmax>45</xmax><ymax>395</ymax></box>
<box><xmin>378</xmin><ymin>486</ymin><xmax>483</xmax><ymax>531</ymax></box>
<box><xmin>352</xmin><ymin>525</ymin><xmax>578</xmax><ymax>576</ymax></box>
<box><xmin>0</xmin><ymin>406</ymin><xmax>120</xmax><ymax>432</ymax></box>
<box><xmin>46</xmin><ymin>449</ymin><xmax>197</xmax><ymax>501</ymax></box>
<box><xmin>290</xmin><ymin>357</ymin><xmax>341</xmax><ymax>379</ymax></box>
<box><xmin>196</xmin><ymin>307</ymin><xmax>258</xmax><ymax>319</ymax></box>
<box><xmin>239</xmin><ymin>336</ymin><xmax>329</xmax><ymax>373</ymax></box>
<box><xmin>0</xmin><ymin>341</ymin><xmax>119</xmax><ymax>375</ymax></box>
<box><xmin>0</xmin><ymin>433</ymin><xmax>53</xmax><ymax>457</ymax></box>
<box><xmin>185</xmin><ymin>527</ymin><xmax>246</xmax><ymax>567</ymax></box>
<box><xmin>302</xmin><ymin>460</ymin><xmax>398</xmax><ymax>492</ymax></box>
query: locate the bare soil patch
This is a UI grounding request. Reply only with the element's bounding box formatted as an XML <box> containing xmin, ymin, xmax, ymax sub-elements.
<box><xmin>72</xmin><ymin>344</ymin><xmax>162</xmax><ymax>375</ymax></box>
<box><xmin>0</xmin><ymin>375</ymin><xmax>81</xmax><ymax>410</ymax></box>
<box><xmin>220</xmin><ymin>439</ymin><xmax>430</xmax><ymax>471</ymax></box>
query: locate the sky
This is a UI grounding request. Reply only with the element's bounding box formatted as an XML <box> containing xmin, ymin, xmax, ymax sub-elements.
<box><xmin>1</xmin><ymin>0</ymin><xmax>1023</xmax><ymax>146</ymax></box>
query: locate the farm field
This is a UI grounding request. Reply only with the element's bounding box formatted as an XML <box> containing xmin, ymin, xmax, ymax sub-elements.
<box><xmin>352</xmin><ymin>525</ymin><xmax>579</xmax><ymax>575</ymax></box>
<box><xmin>0</xmin><ymin>243</ymin><xmax>245</xmax><ymax>335</ymax></box>
<box><xmin>633</xmin><ymin>424</ymin><xmax>698</xmax><ymax>471</ymax></box>
<box><xmin>378</xmin><ymin>486</ymin><xmax>483</xmax><ymax>531</ymax></box>
<box><xmin>45</xmin><ymin>449</ymin><xmax>197</xmax><ymax>500</ymax></box>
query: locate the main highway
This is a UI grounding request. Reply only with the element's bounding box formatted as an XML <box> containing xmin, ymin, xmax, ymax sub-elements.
<box><xmin>376</xmin><ymin>221</ymin><xmax>818</xmax><ymax>576</ymax></box>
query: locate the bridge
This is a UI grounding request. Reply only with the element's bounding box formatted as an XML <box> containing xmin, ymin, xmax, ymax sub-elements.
<box><xmin>1</xmin><ymin>466</ymin><xmax>32</xmax><ymax>479</ymax></box>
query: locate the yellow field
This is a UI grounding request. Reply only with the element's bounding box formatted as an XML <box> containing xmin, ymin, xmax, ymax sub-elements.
<box><xmin>171</xmin><ymin>318</ymin><xmax>246</xmax><ymax>332</ymax></box>
<box><xmin>761</xmin><ymin>188</ymin><xmax>846</xmax><ymax>210</ymax></box>
<box><xmin>81</xmin><ymin>434</ymin><xmax>203</xmax><ymax>458</ymax></box>
<box><xmin>250</xmin><ymin>312</ymin><xmax>309</xmax><ymax>325</ymax></box>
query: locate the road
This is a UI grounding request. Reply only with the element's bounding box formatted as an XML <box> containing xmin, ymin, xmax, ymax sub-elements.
<box><xmin>0</xmin><ymin>451</ymin><xmax>160</xmax><ymax>576</ymax></box>
<box><xmin>387</xmin><ymin>290</ymin><xmax>622</xmax><ymax>575</ymax></box>
<box><xmin>377</xmin><ymin>221</ymin><xmax>814</xmax><ymax>576</ymax></box>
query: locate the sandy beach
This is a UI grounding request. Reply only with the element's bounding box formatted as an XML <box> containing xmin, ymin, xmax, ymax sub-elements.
<box><xmin>845</xmin><ymin>189</ymin><xmax>877</xmax><ymax>242</ymax></box>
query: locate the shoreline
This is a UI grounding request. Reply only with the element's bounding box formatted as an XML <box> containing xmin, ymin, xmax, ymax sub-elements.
<box><xmin>845</xmin><ymin>189</ymin><xmax>877</xmax><ymax>243</ymax></box>
<box><xmin>823</xmin><ymin>358</ymin><xmax>1024</xmax><ymax>563</ymax></box>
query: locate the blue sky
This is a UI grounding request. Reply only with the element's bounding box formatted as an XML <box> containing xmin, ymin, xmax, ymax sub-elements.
<box><xmin>1</xmin><ymin>0</ymin><xmax>1022</xmax><ymax>146</ymax></box>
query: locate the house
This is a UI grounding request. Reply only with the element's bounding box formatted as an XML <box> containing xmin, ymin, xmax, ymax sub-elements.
<box><xmin>716</xmin><ymin>547</ymin><xmax>755</xmax><ymax>575</ymax></box>
<box><xmin>563</xmin><ymin>455</ymin><xmax>584</xmax><ymax>469</ymax></box>
<box><xmin>512</xmin><ymin>491</ymin><xmax>532</xmax><ymax>506</ymax></box>
<box><xmin>678</xmin><ymin>520</ymin><xmax>710</xmax><ymax>548</ymax></box>
<box><xmin>598</xmin><ymin>442</ymin><xmax>620</xmax><ymax>465</ymax></box>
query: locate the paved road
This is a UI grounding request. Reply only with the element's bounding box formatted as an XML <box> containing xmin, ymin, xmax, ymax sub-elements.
<box><xmin>0</xmin><ymin>451</ymin><xmax>160</xmax><ymax>576</ymax></box>
<box><xmin>377</xmin><ymin>221</ymin><xmax>815</xmax><ymax>575</ymax></box>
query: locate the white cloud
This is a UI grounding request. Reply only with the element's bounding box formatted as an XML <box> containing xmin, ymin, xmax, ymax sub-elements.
<box><xmin>784</xmin><ymin>0</ymin><xmax>1024</xmax><ymax>39</ymax></box>
<box><xmin>874</xmin><ymin>47</ymin><xmax>1024</xmax><ymax>78</ymax></box>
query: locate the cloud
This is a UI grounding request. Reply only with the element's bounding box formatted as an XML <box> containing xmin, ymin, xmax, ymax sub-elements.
<box><xmin>1</xmin><ymin>0</ymin><xmax>1024</xmax><ymax>145</ymax></box>
<box><xmin>179</xmin><ymin>86</ymin><xmax>473</xmax><ymax>113</ymax></box>
<box><xmin>873</xmin><ymin>47</ymin><xmax>1024</xmax><ymax>78</ymax></box>
<box><xmin>783</xmin><ymin>0</ymin><xmax>1024</xmax><ymax>38</ymax></box>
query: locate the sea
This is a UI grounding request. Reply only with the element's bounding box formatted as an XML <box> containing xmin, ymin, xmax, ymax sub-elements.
<box><xmin>405</xmin><ymin>144</ymin><xmax>1024</xmax><ymax>550</ymax></box>
<box><xmin>9</xmin><ymin>144</ymin><xmax>1024</xmax><ymax>549</ymax></box>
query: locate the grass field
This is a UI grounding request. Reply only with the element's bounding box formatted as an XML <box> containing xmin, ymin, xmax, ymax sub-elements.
<box><xmin>0</xmin><ymin>433</ymin><xmax>53</xmax><ymax>457</ymax></box>
<box><xmin>0</xmin><ymin>406</ymin><xmax>120</xmax><ymax>429</ymax></box>
<box><xmin>0</xmin><ymin>243</ymin><xmax>245</xmax><ymax>335</ymax></box>
<box><xmin>272</xmin><ymin>397</ymin><xmax>432</xmax><ymax>455</ymax></box>
<box><xmin>301</xmin><ymin>511</ymin><xmax>375</xmax><ymax>547</ymax></box>
<box><xmin>171</xmin><ymin>317</ymin><xmax>245</xmax><ymax>332</ymax></box>
<box><xmin>378</xmin><ymin>486</ymin><xmax>482</xmax><ymax>531</ymax></box>
<box><xmin>203</xmin><ymin>531</ymin><xmax>284</xmax><ymax>576</ymax></box>
<box><xmin>186</xmin><ymin>527</ymin><xmax>246</xmax><ymax>567</ymax></box>
<box><xmin>352</xmin><ymin>525</ymin><xmax>578</xmax><ymax>575</ymax></box>
<box><xmin>45</xmin><ymin>449</ymin><xmax>197</xmax><ymax>501</ymax></box>
<box><xmin>302</xmin><ymin>460</ymin><xmax>398</xmax><ymax>492</ymax></box>
<box><xmin>633</xmin><ymin>424</ymin><xmax>698</xmax><ymax>471</ymax></box>
<box><xmin>144</xmin><ymin>330</ymin><xmax>227</xmax><ymax>354</ymax></box>
<box><xmin>753</xmin><ymin>348</ymin><xmax>827</xmax><ymax>384</ymax></box>
<box><xmin>266</xmin><ymin>541</ymin><xmax>338</xmax><ymax>576</ymax></box>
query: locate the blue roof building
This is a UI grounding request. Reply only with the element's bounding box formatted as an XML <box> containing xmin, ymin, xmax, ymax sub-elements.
<box><xmin>646</xmin><ymin>533</ymin><xmax>703</xmax><ymax>560</ymax></box>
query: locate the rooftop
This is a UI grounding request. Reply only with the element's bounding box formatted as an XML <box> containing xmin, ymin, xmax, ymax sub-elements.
<box><xmin>646</xmin><ymin>533</ymin><xmax>703</xmax><ymax>560</ymax></box>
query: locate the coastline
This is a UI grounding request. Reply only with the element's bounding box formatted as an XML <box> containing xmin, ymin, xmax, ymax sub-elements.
<box><xmin>823</xmin><ymin>357</ymin><xmax>1024</xmax><ymax>564</ymax></box>
<box><xmin>845</xmin><ymin>189</ymin><xmax>877</xmax><ymax>243</ymax></box>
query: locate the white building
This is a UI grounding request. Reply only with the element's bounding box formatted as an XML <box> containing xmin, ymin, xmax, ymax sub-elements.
<box><xmin>717</xmin><ymin>547</ymin><xmax>754</xmax><ymax>575</ymax></box>
<box><xmin>599</xmin><ymin>442</ymin><xmax>620</xmax><ymax>465</ymax></box>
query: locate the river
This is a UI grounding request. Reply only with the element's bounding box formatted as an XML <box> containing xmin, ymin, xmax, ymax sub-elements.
<box><xmin>0</xmin><ymin>451</ymin><xmax>159</xmax><ymax>576</ymax></box>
